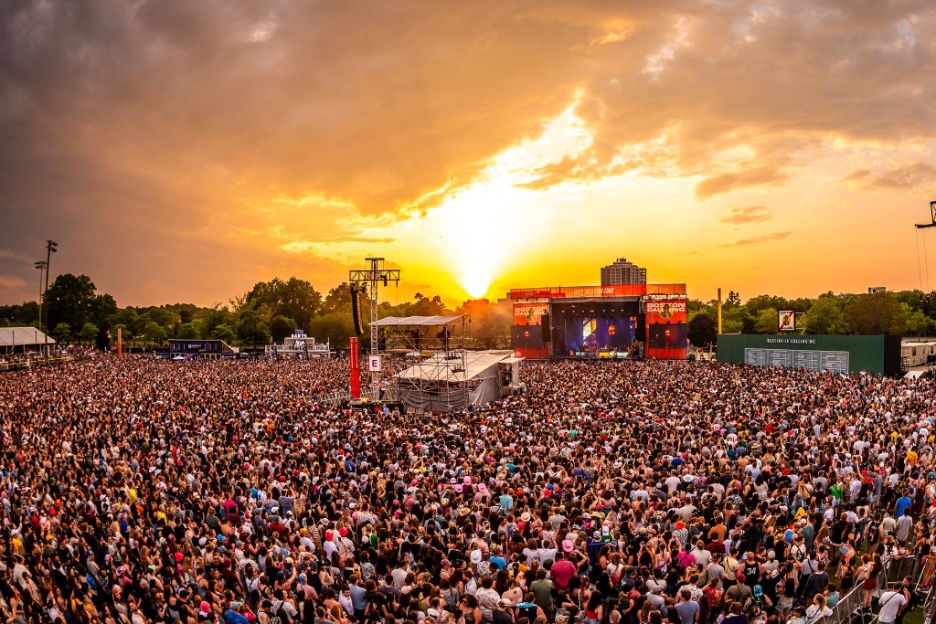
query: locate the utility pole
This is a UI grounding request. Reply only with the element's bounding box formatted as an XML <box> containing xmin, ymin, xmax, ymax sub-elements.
<box><xmin>34</xmin><ymin>261</ymin><xmax>46</xmax><ymax>330</ymax></box>
<box><xmin>717</xmin><ymin>288</ymin><xmax>723</xmax><ymax>335</ymax></box>
<box><xmin>349</xmin><ymin>258</ymin><xmax>400</xmax><ymax>399</ymax></box>
<box><xmin>44</xmin><ymin>241</ymin><xmax>57</xmax><ymax>326</ymax></box>
<box><xmin>44</xmin><ymin>241</ymin><xmax>57</xmax><ymax>361</ymax></box>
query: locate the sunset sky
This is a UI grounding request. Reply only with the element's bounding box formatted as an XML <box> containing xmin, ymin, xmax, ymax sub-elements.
<box><xmin>2</xmin><ymin>0</ymin><xmax>936</xmax><ymax>308</ymax></box>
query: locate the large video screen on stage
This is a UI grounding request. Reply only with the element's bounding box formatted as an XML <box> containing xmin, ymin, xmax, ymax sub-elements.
<box><xmin>647</xmin><ymin>323</ymin><xmax>688</xmax><ymax>348</ymax></box>
<box><xmin>645</xmin><ymin>297</ymin><xmax>689</xmax><ymax>359</ymax></box>
<box><xmin>550</xmin><ymin>299</ymin><xmax>640</xmax><ymax>356</ymax></box>
<box><xmin>511</xmin><ymin>324</ymin><xmax>544</xmax><ymax>348</ymax></box>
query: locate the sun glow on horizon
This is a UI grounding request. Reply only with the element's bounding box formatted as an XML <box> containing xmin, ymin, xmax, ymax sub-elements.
<box><xmin>397</xmin><ymin>100</ymin><xmax>595</xmax><ymax>300</ymax></box>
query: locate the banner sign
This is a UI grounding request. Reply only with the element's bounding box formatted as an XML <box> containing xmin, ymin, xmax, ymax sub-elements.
<box><xmin>350</xmin><ymin>337</ymin><xmax>361</xmax><ymax>399</ymax></box>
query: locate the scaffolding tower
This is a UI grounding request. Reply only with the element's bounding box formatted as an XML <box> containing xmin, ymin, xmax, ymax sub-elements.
<box><xmin>396</xmin><ymin>349</ymin><xmax>471</xmax><ymax>412</ymax></box>
<box><xmin>373</xmin><ymin>315</ymin><xmax>470</xmax><ymax>354</ymax></box>
<box><xmin>349</xmin><ymin>258</ymin><xmax>400</xmax><ymax>398</ymax></box>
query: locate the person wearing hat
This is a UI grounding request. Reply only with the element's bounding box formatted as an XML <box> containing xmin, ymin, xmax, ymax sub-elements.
<box><xmin>725</xmin><ymin>574</ymin><xmax>752</xmax><ymax>605</ymax></box>
<box><xmin>492</xmin><ymin>600</ymin><xmax>513</xmax><ymax>624</ymax></box>
<box><xmin>645</xmin><ymin>583</ymin><xmax>666</xmax><ymax>614</ymax></box>
<box><xmin>224</xmin><ymin>601</ymin><xmax>249</xmax><ymax>624</ymax></box>
<box><xmin>786</xmin><ymin>605</ymin><xmax>807</xmax><ymax>624</ymax></box>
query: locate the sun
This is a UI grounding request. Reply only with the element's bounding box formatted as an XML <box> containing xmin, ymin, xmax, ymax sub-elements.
<box><xmin>370</xmin><ymin>99</ymin><xmax>593</xmax><ymax>302</ymax></box>
<box><xmin>462</xmin><ymin>269</ymin><xmax>493</xmax><ymax>300</ymax></box>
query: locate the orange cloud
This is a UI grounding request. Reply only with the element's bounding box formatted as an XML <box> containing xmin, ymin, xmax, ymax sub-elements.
<box><xmin>720</xmin><ymin>205</ymin><xmax>772</xmax><ymax>224</ymax></box>
<box><xmin>843</xmin><ymin>162</ymin><xmax>936</xmax><ymax>190</ymax></box>
<box><xmin>720</xmin><ymin>231</ymin><xmax>793</xmax><ymax>248</ymax></box>
<box><xmin>696</xmin><ymin>166</ymin><xmax>790</xmax><ymax>200</ymax></box>
<box><xmin>2</xmin><ymin>1</ymin><xmax>936</xmax><ymax>305</ymax></box>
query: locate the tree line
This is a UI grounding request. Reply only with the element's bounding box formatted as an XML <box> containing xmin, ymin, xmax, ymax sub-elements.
<box><xmin>0</xmin><ymin>274</ymin><xmax>513</xmax><ymax>350</ymax></box>
<box><xmin>687</xmin><ymin>289</ymin><xmax>936</xmax><ymax>348</ymax></box>
<box><xmin>3</xmin><ymin>275</ymin><xmax>933</xmax><ymax>351</ymax></box>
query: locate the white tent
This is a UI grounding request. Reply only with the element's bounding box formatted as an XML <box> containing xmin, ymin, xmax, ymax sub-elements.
<box><xmin>396</xmin><ymin>350</ymin><xmax>516</xmax><ymax>411</ymax></box>
<box><xmin>0</xmin><ymin>327</ymin><xmax>55</xmax><ymax>348</ymax></box>
<box><xmin>372</xmin><ymin>315</ymin><xmax>464</xmax><ymax>327</ymax></box>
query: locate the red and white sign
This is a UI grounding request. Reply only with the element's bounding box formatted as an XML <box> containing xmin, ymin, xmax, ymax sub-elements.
<box><xmin>368</xmin><ymin>355</ymin><xmax>382</xmax><ymax>372</ymax></box>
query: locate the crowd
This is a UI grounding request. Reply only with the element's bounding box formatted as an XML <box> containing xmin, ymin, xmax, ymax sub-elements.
<box><xmin>0</xmin><ymin>356</ymin><xmax>934</xmax><ymax>624</ymax></box>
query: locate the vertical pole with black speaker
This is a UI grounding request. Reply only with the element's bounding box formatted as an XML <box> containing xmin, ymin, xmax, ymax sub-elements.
<box><xmin>541</xmin><ymin>313</ymin><xmax>551</xmax><ymax>343</ymax></box>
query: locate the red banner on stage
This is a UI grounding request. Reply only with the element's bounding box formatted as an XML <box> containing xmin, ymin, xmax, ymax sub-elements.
<box><xmin>350</xmin><ymin>337</ymin><xmax>361</xmax><ymax>399</ymax></box>
<box><xmin>645</xmin><ymin>297</ymin><xmax>689</xmax><ymax>360</ymax></box>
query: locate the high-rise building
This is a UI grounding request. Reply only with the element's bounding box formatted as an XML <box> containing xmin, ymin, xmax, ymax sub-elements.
<box><xmin>601</xmin><ymin>258</ymin><xmax>647</xmax><ymax>286</ymax></box>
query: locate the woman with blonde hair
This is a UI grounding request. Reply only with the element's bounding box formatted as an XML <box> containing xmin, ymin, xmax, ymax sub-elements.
<box><xmin>804</xmin><ymin>594</ymin><xmax>832</xmax><ymax>624</ymax></box>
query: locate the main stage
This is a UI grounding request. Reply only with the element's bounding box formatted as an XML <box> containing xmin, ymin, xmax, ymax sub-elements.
<box><xmin>509</xmin><ymin>284</ymin><xmax>689</xmax><ymax>360</ymax></box>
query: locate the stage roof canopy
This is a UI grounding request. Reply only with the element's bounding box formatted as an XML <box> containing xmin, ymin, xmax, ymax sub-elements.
<box><xmin>397</xmin><ymin>350</ymin><xmax>514</xmax><ymax>383</ymax></box>
<box><xmin>372</xmin><ymin>315</ymin><xmax>465</xmax><ymax>327</ymax></box>
<box><xmin>0</xmin><ymin>327</ymin><xmax>56</xmax><ymax>347</ymax></box>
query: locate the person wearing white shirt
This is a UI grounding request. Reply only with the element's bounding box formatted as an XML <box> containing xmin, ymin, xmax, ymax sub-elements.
<box><xmin>877</xmin><ymin>587</ymin><xmax>907</xmax><ymax>624</ymax></box>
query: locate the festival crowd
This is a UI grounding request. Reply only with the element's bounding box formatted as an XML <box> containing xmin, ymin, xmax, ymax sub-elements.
<box><xmin>0</xmin><ymin>357</ymin><xmax>934</xmax><ymax>624</ymax></box>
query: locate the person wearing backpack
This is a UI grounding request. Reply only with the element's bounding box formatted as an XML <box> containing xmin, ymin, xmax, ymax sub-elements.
<box><xmin>270</xmin><ymin>589</ymin><xmax>299</xmax><ymax>623</ymax></box>
<box><xmin>260</xmin><ymin>599</ymin><xmax>285</xmax><ymax>624</ymax></box>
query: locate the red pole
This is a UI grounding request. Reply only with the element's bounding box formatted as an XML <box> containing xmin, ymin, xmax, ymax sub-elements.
<box><xmin>117</xmin><ymin>327</ymin><xmax>123</xmax><ymax>356</ymax></box>
<box><xmin>350</xmin><ymin>337</ymin><xmax>361</xmax><ymax>399</ymax></box>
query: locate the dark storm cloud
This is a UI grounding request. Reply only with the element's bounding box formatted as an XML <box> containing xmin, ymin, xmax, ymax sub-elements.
<box><xmin>1</xmin><ymin>0</ymin><xmax>935</xmax><ymax>303</ymax></box>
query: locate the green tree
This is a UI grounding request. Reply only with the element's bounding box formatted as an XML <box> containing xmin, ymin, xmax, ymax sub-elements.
<box><xmin>269</xmin><ymin>315</ymin><xmax>298</xmax><ymax>343</ymax></box>
<box><xmin>236</xmin><ymin>310</ymin><xmax>272</xmax><ymax>347</ymax></box>
<box><xmin>724</xmin><ymin>291</ymin><xmax>742</xmax><ymax>307</ymax></box>
<box><xmin>722</xmin><ymin>306</ymin><xmax>754</xmax><ymax>333</ymax></box>
<box><xmin>143</xmin><ymin>306</ymin><xmax>175</xmax><ymax>329</ymax></box>
<box><xmin>90</xmin><ymin>294</ymin><xmax>117</xmax><ymax>328</ymax></box>
<box><xmin>688</xmin><ymin>313</ymin><xmax>718</xmax><ymax>347</ymax></box>
<box><xmin>196</xmin><ymin>306</ymin><xmax>234</xmax><ymax>339</ymax></box>
<box><xmin>239</xmin><ymin>277</ymin><xmax>322</xmax><ymax>331</ymax></box>
<box><xmin>801</xmin><ymin>297</ymin><xmax>849</xmax><ymax>335</ymax></box>
<box><xmin>308</xmin><ymin>313</ymin><xmax>356</xmax><ymax>348</ymax></box>
<box><xmin>414</xmin><ymin>293</ymin><xmax>448</xmax><ymax>316</ymax></box>
<box><xmin>745</xmin><ymin>295</ymin><xmax>790</xmax><ymax>315</ymax></box>
<box><xmin>175</xmin><ymin>323</ymin><xmax>200</xmax><ymax>339</ymax></box>
<box><xmin>845</xmin><ymin>292</ymin><xmax>907</xmax><ymax>335</ymax></box>
<box><xmin>44</xmin><ymin>274</ymin><xmax>97</xmax><ymax>331</ymax></box>
<box><xmin>210</xmin><ymin>324</ymin><xmax>235</xmax><ymax>343</ymax></box>
<box><xmin>321</xmin><ymin>282</ymin><xmax>354</xmax><ymax>316</ymax></box>
<box><xmin>79</xmin><ymin>322</ymin><xmax>99</xmax><ymax>345</ymax></box>
<box><xmin>52</xmin><ymin>322</ymin><xmax>71</xmax><ymax>344</ymax></box>
<box><xmin>111</xmin><ymin>308</ymin><xmax>140</xmax><ymax>338</ymax></box>
<box><xmin>0</xmin><ymin>302</ymin><xmax>40</xmax><ymax>327</ymax></box>
<box><xmin>687</xmin><ymin>299</ymin><xmax>716</xmax><ymax>320</ymax></box>
<box><xmin>753</xmin><ymin>308</ymin><xmax>779</xmax><ymax>334</ymax></box>
<box><xmin>905</xmin><ymin>310</ymin><xmax>936</xmax><ymax>337</ymax></box>
<box><xmin>143</xmin><ymin>321</ymin><xmax>168</xmax><ymax>346</ymax></box>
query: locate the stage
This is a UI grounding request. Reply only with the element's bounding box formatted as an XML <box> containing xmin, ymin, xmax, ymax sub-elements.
<box><xmin>509</xmin><ymin>284</ymin><xmax>688</xmax><ymax>360</ymax></box>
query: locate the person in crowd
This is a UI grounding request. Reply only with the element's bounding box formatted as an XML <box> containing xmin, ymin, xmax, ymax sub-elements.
<box><xmin>0</xmin><ymin>356</ymin><xmax>932</xmax><ymax>624</ymax></box>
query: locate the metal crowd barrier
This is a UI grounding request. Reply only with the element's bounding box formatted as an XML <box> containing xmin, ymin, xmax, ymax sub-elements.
<box><xmin>822</xmin><ymin>583</ymin><xmax>867</xmax><ymax>624</ymax></box>
<box><xmin>817</xmin><ymin>556</ymin><xmax>920</xmax><ymax>624</ymax></box>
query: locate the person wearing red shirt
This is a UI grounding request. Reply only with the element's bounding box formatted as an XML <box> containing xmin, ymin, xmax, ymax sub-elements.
<box><xmin>551</xmin><ymin>545</ymin><xmax>578</xmax><ymax>591</ymax></box>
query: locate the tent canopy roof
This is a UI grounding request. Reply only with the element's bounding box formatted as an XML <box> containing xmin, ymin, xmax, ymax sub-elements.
<box><xmin>0</xmin><ymin>327</ymin><xmax>55</xmax><ymax>347</ymax></box>
<box><xmin>397</xmin><ymin>350</ymin><xmax>514</xmax><ymax>383</ymax></box>
<box><xmin>372</xmin><ymin>315</ymin><xmax>465</xmax><ymax>327</ymax></box>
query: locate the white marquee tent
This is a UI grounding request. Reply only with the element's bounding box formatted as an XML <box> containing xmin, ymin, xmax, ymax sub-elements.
<box><xmin>396</xmin><ymin>350</ymin><xmax>520</xmax><ymax>412</ymax></box>
<box><xmin>371</xmin><ymin>315</ymin><xmax>463</xmax><ymax>327</ymax></box>
<box><xmin>0</xmin><ymin>327</ymin><xmax>55</xmax><ymax>349</ymax></box>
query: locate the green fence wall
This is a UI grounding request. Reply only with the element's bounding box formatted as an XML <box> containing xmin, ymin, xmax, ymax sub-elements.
<box><xmin>716</xmin><ymin>334</ymin><xmax>900</xmax><ymax>375</ymax></box>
